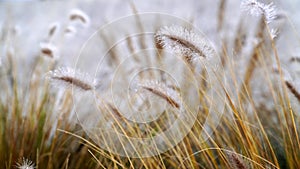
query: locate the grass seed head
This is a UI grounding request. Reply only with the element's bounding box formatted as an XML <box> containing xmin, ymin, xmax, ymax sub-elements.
<box><xmin>16</xmin><ymin>157</ymin><xmax>35</xmax><ymax>169</ymax></box>
<box><xmin>241</xmin><ymin>0</ymin><xmax>277</xmax><ymax>24</ymax></box>
<box><xmin>155</xmin><ymin>25</ymin><xmax>215</xmax><ymax>63</ymax></box>
<box><xmin>47</xmin><ymin>67</ymin><xmax>95</xmax><ymax>91</ymax></box>
<box><xmin>69</xmin><ymin>8</ymin><xmax>90</xmax><ymax>26</ymax></box>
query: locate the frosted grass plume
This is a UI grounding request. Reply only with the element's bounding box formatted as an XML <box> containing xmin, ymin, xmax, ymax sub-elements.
<box><xmin>138</xmin><ymin>80</ymin><xmax>181</xmax><ymax>109</ymax></box>
<box><xmin>155</xmin><ymin>25</ymin><xmax>215</xmax><ymax>63</ymax></box>
<box><xmin>40</xmin><ymin>42</ymin><xmax>59</xmax><ymax>59</ymax></box>
<box><xmin>227</xmin><ymin>152</ymin><xmax>249</xmax><ymax>169</ymax></box>
<box><xmin>48</xmin><ymin>22</ymin><xmax>60</xmax><ymax>38</ymax></box>
<box><xmin>47</xmin><ymin>67</ymin><xmax>95</xmax><ymax>91</ymax></box>
<box><xmin>241</xmin><ymin>0</ymin><xmax>277</xmax><ymax>24</ymax></box>
<box><xmin>15</xmin><ymin>157</ymin><xmax>35</xmax><ymax>169</ymax></box>
<box><xmin>69</xmin><ymin>9</ymin><xmax>90</xmax><ymax>26</ymax></box>
<box><xmin>272</xmin><ymin>66</ymin><xmax>300</xmax><ymax>103</ymax></box>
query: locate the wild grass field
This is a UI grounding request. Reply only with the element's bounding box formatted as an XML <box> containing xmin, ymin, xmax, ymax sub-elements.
<box><xmin>0</xmin><ymin>0</ymin><xmax>299</xmax><ymax>168</ymax></box>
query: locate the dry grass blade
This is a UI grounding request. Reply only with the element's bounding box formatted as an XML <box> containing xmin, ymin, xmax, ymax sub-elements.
<box><xmin>217</xmin><ymin>0</ymin><xmax>226</xmax><ymax>31</ymax></box>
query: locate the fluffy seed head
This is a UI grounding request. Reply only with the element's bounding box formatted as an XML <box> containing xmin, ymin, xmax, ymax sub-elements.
<box><xmin>241</xmin><ymin>0</ymin><xmax>277</xmax><ymax>24</ymax></box>
<box><xmin>138</xmin><ymin>80</ymin><xmax>181</xmax><ymax>109</ymax></box>
<box><xmin>48</xmin><ymin>22</ymin><xmax>59</xmax><ymax>37</ymax></box>
<box><xmin>155</xmin><ymin>25</ymin><xmax>215</xmax><ymax>62</ymax></box>
<box><xmin>272</xmin><ymin>65</ymin><xmax>292</xmax><ymax>81</ymax></box>
<box><xmin>40</xmin><ymin>42</ymin><xmax>59</xmax><ymax>59</ymax></box>
<box><xmin>47</xmin><ymin>67</ymin><xmax>95</xmax><ymax>91</ymax></box>
<box><xmin>16</xmin><ymin>157</ymin><xmax>35</xmax><ymax>169</ymax></box>
<box><xmin>290</xmin><ymin>56</ymin><xmax>300</xmax><ymax>63</ymax></box>
<box><xmin>69</xmin><ymin>9</ymin><xmax>90</xmax><ymax>26</ymax></box>
<box><xmin>227</xmin><ymin>153</ymin><xmax>249</xmax><ymax>169</ymax></box>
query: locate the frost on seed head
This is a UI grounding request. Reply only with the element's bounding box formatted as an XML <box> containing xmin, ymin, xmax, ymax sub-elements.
<box><xmin>47</xmin><ymin>67</ymin><xmax>95</xmax><ymax>91</ymax></box>
<box><xmin>16</xmin><ymin>157</ymin><xmax>35</xmax><ymax>169</ymax></box>
<box><xmin>155</xmin><ymin>25</ymin><xmax>216</xmax><ymax>62</ymax></box>
<box><xmin>241</xmin><ymin>0</ymin><xmax>277</xmax><ymax>24</ymax></box>
<box><xmin>270</xmin><ymin>28</ymin><xmax>279</xmax><ymax>40</ymax></box>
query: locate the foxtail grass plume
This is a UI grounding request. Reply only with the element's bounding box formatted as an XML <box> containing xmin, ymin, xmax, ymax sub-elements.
<box><xmin>272</xmin><ymin>66</ymin><xmax>300</xmax><ymax>103</ymax></box>
<box><xmin>40</xmin><ymin>42</ymin><xmax>59</xmax><ymax>59</ymax></box>
<box><xmin>138</xmin><ymin>80</ymin><xmax>181</xmax><ymax>109</ymax></box>
<box><xmin>47</xmin><ymin>67</ymin><xmax>95</xmax><ymax>91</ymax></box>
<box><xmin>227</xmin><ymin>153</ymin><xmax>249</xmax><ymax>169</ymax></box>
<box><xmin>48</xmin><ymin>22</ymin><xmax>60</xmax><ymax>38</ymax></box>
<box><xmin>16</xmin><ymin>157</ymin><xmax>35</xmax><ymax>169</ymax></box>
<box><xmin>155</xmin><ymin>25</ymin><xmax>215</xmax><ymax>63</ymax></box>
<box><xmin>241</xmin><ymin>0</ymin><xmax>277</xmax><ymax>24</ymax></box>
<box><xmin>290</xmin><ymin>56</ymin><xmax>300</xmax><ymax>63</ymax></box>
<box><xmin>285</xmin><ymin>81</ymin><xmax>300</xmax><ymax>103</ymax></box>
<box><xmin>69</xmin><ymin>9</ymin><xmax>90</xmax><ymax>26</ymax></box>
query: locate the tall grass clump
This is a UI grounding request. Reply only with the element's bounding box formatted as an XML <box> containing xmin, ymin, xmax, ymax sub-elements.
<box><xmin>0</xmin><ymin>0</ymin><xmax>299</xmax><ymax>169</ymax></box>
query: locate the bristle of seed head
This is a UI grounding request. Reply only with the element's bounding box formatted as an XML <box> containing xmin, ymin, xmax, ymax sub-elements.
<box><xmin>40</xmin><ymin>42</ymin><xmax>59</xmax><ymax>59</ymax></box>
<box><xmin>16</xmin><ymin>157</ymin><xmax>35</xmax><ymax>169</ymax></box>
<box><xmin>138</xmin><ymin>80</ymin><xmax>181</xmax><ymax>109</ymax></box>
<box><xmin>155</xmin><ymin>25</ymin><xmax>215</xmax><ymax>63</ymax></box>
<box><xmin>241</xmin><ymin>0</ymin><xmax>277</xmax><ymax>24</ymax></box>
<box><xmin>47</xmin><ymin>67</ymin><xmax>95</xmax><ymax>91</ymax></box>
<box><xmin>270</xmin><ymin>28</ymin><xmax>279</xmax><ymax>40</ymax></box>
<box><xmin>69</xmin><ymin>9</ymin><xmax>90</xmax><ymax>26</ymax></box>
